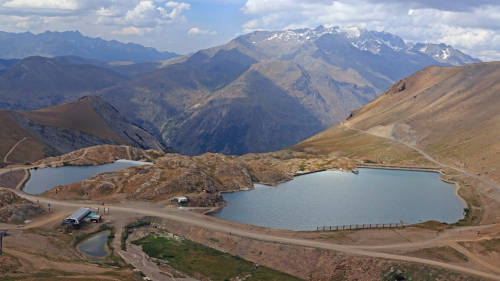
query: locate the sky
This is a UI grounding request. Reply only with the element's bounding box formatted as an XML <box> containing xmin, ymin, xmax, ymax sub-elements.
<box><xmin>0</xmin><ymin>0</ymin><xmax>499</xmax><ymax>61</ymax></box>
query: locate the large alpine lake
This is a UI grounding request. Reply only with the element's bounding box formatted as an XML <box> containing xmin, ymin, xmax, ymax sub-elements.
<box><xmin>212</xmin><ymin>169</ymin><xmax>465</xmax><ymax>231</ymax></box>
<box><xmin>23</xmin><ymin>160</ymin><xmax>151</xmax><ymax>194</ymax></box>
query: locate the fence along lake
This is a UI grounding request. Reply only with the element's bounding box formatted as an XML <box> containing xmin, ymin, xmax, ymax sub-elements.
<box><xmin>212</xmin><ymin>168</ymin><xmax>465</xmax><ymax>231</ymax></box>
<box><xmin>23</xmin><ymin>160</ymin><xmax>151</xmax><ymax>194</ymax></box>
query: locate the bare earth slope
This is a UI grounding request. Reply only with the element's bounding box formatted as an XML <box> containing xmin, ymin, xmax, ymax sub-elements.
<box><xmin>296</xmin><ymin>61</ymin><xmax>500</xmax><ymax>185</ymax></box>
<box><xmin>0</xmin><ymin>97</ymin><xmax>168</xmax><ymax>164</ymax></box>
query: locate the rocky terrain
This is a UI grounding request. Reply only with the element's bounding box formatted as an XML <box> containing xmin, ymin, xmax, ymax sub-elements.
<box><xmin>0</xmin><ymin>189</ymin><xmax>44</xmax><ymax>223</ymax></box>
<box><xmin>0</xmin><ymin>97</ymin><xmax>169</xmax><ymax>165</ymax></box>
<box><xmin>34</xmin><ymin>145</ymin><xmax>161</xmax><ymax>167</ymax></box>
<box><xmin>38</xmin><ymin>145</ymin><xmax>355</xmax><ymax>205</ymax></box>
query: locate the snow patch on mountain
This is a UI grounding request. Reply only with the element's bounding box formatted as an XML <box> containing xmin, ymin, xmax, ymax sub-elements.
<box><xmin>257</xmin><ymin>26</ymin><xmax>479</xmax><ymax>65</ymax></box>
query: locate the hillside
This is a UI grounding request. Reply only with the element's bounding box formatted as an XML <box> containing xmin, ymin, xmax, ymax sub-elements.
<box><xmin>101</xmin><ymin>26</ymin><xmax>479</xmax><ymax>155</ymax></box>
<box><xmin>0</xmin><ymin>56</ymin><xmax>127</xmax><ymax>110</ymax></box>
<box><xmin>295</xmin><ymin>62</ymin><xmax>500</xmax><ymax>185</ymax></box>
<box><xmin>0</xmin><ymin>30</ymin><xmax>177</xmax><ymax>63</ymax></box>
<box><xmin>0</xmin><ymin>96</ymin><xmax>168</xmax><ymax>164</ymax></box>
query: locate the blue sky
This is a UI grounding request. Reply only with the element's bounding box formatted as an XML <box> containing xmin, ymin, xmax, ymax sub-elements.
<box><xmin>0</xmin><ymin>0</ymin><xmax>499</xmax><ymax>60</ymax></box>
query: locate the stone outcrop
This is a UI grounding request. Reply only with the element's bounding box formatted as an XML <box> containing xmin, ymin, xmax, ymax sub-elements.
<box><xmin>0</xmin><ymin>189</ymin><xmax>45</xmax><ymax>223</ymax></box>
<box><xmin>39</xmin><ymin>145</ymin><xmax>356</xmax><ymax>206</ymax></box>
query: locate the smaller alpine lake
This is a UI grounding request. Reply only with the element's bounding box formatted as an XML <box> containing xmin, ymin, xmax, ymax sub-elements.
<box><xmin>23</xmin><ymin>160</ymin><xmax>151</xmax><ymax>194</ymax></box>
<box><xmin>79</xmin><ymin>231</ymin><xmax>110</xmax><ymax>258</ymax></box>
<box><xmin>212</xmin><ymin>168</ymin><xmax>465</xmax><ymax>231</ymax></box>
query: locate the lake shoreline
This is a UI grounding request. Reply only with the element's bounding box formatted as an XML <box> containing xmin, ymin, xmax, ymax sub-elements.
<box><xmin>212</xmin><ymin>168</ymin><xmax>465</xmax><ymax>231</ymax></box>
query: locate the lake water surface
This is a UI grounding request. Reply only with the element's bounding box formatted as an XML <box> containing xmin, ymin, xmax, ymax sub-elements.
<box><xmin>24</xmin><ymin>160</ymin><xmax>151</xmax><ymax>194</ymax></box>
<box><xmin>212</xmin><ymin>169</ymin><xmax>465</xmax><ymax>231</ymax></box>
<box><xmin>79</xmin><ymin>231</ymin><xmax>110</xmax><ymax>258</ymax></box>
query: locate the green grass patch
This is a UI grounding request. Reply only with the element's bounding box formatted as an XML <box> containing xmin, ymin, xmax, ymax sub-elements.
<box><xmin>133</xmin><ymin>234</ymin><xmax>302</xmax><ymax>281</ymax></box>
<box><xmin>247</xmin><ymin>266</ymin><xmax>302</xmax><ymax>281</ymax></box>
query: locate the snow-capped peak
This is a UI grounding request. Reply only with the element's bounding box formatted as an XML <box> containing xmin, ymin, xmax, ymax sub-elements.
<box><xmin>338</xmin><ymin>26</ymin><xmax>361</xmax><ymax>39</ymax></box>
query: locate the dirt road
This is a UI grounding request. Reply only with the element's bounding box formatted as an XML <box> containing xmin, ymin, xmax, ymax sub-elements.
<box><xmin>343</xmin><ymin>123</ymin><xmax>500</xmax><ymax>193</ymax></box>
<box><xmin>3</xmin><ymin>137</ymin><xmax>27</xmax><ymax>163</ymax></box>
<box><xmin>5</xmin><ymin>188</ymin><xmax>499</xmax><ymax>281</ymax></box>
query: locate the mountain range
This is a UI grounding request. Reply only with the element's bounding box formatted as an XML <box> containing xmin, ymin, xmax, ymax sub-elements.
<box><xmin>0</xmin><ymin>96</ymin><xmax>169</xmax><ymax>164</ymax></box>
<box><xmin>99</xmin><ymin>26</ymin><xmax>479</xmax><ymax>155</ymax></box>
<box><xmin>0</xmin><ymin>26</ymin><xmax>481</xmax><ymax>155</ymax></box>
<box><xmin>0</xmin><ymin>30</ymin><xmax>178</xmax><ymax>63</ymax></box>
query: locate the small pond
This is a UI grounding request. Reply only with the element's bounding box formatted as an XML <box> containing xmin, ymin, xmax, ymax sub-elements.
<box><xmin>212</xmin><ymin>169</ymin><xmax>465</xmax><ymax>231</ymax></box>
<box><xmin>23</xmin><ymin>159</ymin><xmax>151</xmax><ymax>194</ymax></box>
<box><xmin>79</xmin><ymin>231</ymin><xmax>110</xmax><ymax>258</ymax></box>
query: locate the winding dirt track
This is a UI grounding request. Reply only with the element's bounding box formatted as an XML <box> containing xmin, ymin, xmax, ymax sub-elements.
<box><xmin>4</xmin><ymin>188</ymin><xmax>499</xmax><ymax>281</ymax></box>
<box><xmin>342</xmin><ymin>123</ymin><xmax>500</xmax><ymax>192</ymax></box>
<box><xmin>3</xmin><ymin>137</ymin><xmax>27</xmax><ymax>163</ymax></box>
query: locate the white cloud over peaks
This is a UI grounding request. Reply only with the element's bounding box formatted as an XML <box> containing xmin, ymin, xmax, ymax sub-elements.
<box><xmin>188</xmin><ymin>27</ymin><xmax>217</xmax><ymax>35</ymax></box>
<box><xmin>241</xmin><ymin>0</ymin><xmax>500</xmax><ymax>60</ymax></box>
<box><xmin>163</xmin><ymin>1</ymin><xmax>190</xmax><ymax>19</ymax></box>
<box><xmin>124</xmin><ymin>1</ymin><xmax>190</xmax><ymax>28</ymax></box>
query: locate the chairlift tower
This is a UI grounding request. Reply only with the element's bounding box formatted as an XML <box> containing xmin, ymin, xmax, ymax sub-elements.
<box><xmin>0</xmin><ymin>230</ymin><xmax>7</xmax><ymax>256</ymax></box>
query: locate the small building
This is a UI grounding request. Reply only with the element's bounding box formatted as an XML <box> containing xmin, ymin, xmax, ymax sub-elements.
<box><xmin>173</xmin><ymin>196</ymin><xmax>188</xmax><ymax>204</ymax></box>
<box><xmin>89</xmin><ymin>214</ymin><xmax>102</xmax><ymax>223</ymax></box>
<box><xmin>63</xmin><ymin>208</ymin><xmax>91</xmax><ymax>225</ymax></box>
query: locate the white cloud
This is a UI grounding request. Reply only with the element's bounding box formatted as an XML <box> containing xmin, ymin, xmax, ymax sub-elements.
<box><xmin>188</xmin><ymin>27</ymin><xmax>217</xmax><ymax>35</ymax></box>
<box><xmin>163</xmin><ymin>1</ymin><xmax>190</xmax><ymax>19</ymax></box>
<box><xmin>113</xmin><ymin>26</ymin><xmax>153</xmax><ymax>35</ymax></box>
<box><xmin>241</xmin><ymin>0</ymin><xmax>500</xmax><ymax>61</ymax></box>
<box><xmin>123</xmin><ymin>1</ymin><xmax>190</xmax><ymax>28</ymax></box>
<box><xmin>3</xmin><ymin>0</ymin><xmax>80</xmax><ymax>10</ymax></box>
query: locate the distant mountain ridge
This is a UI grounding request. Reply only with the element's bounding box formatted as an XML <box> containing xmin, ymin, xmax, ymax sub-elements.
<box><xmin>0</xmin><ymin>26</ymin><xmax>481</xmax><ymax>156</ymax></box>
<box><xmin>246</xmin><ymin>26</ymin><xmax>479</xmax><ymax>66</ymax></box>
<box><xmin>0</xmin><ymin>56</ymin><xmax>127</xmax><ymax>110</ymax></box>
<box><xmin>0</xmin><ymin>30</ymin><xmax>178</xmax><ymax>63</ymax></box>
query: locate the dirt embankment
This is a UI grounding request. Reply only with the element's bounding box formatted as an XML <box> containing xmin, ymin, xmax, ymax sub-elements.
<box><xmin>129</xmin><ymin>219</ymin><xmax>480</xmax><ymax>281</ymax></box>
<box><xmin>0</xmin><ymin>189</ymin><xmax>45</xmax><ymax>223</ymax></box>
<box><xmin>0</xmin><ymin>169</ymin><xmax>27</xmax><ymax>189</ymax></box>
<box><xmin>34</xmin><ymin>145</ymin><xmax>161</xmax><ymax>168</ymax></box>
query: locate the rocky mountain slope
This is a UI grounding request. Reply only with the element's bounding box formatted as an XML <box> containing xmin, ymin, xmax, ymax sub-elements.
<box><xmin>0</xmin><ymin>189</ymin><xmax>44</xmax><ymax>223</ymax></box>
<box><xmin>100</xmin><ymin>26</ymin><xmax>479</xmax><ymax>155</ymax></box>
<box><xmin>0</xmin><ymin>31</ymin><xmax>177</xmax><ymax>63</ymax></box>
<box><xmin>296</xmin><ymin>61</ymin><xmax>500</xmax><ymax>184</ymax></box>
<box><xmin>0</xmin><ymin>96</ymin><xmax>169</xmax><ymax>164</ymax></box>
